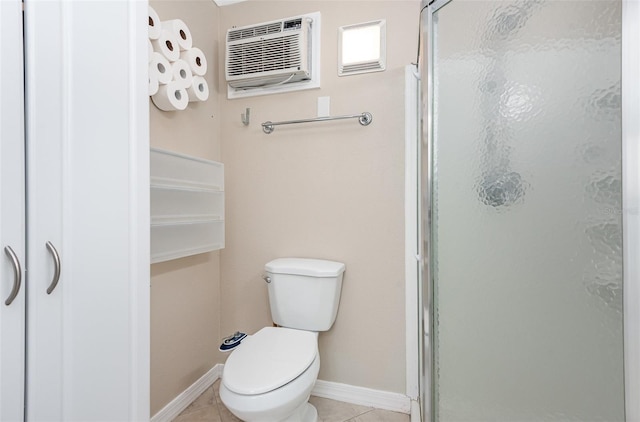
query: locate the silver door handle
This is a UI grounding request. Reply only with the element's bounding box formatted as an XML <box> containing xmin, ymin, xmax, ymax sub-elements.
<box><xmin>46</xmin><ymin>241</ymin><xmax>61</xmax><ymax>295</ymax></box>
<box><xmin>4</xmin><ymin>246</ymin><xmax>22</xmax><ymax>306</ymax></box>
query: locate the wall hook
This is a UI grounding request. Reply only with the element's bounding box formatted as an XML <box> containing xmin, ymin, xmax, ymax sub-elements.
<box><xmin>241</xmin><ymin>108</ymin><xmax>250</xmax><ymax>126</ymax></box>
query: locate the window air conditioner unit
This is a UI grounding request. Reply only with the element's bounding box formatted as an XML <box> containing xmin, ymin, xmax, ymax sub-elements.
<box><xmin>225</xmin><ymin>16</ymin><xmax>312</xmax><ymax>89</ymax></box>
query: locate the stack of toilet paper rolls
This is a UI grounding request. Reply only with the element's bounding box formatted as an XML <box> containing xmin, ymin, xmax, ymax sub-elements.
<box><xmin>148</xmin><ymin>6</ymin><xmax>210</xmax><ymax>111</ymax></box>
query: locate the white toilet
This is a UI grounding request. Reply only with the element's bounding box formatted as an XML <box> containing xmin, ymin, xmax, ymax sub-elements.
<box><xmin>219</xmin><ymin>257</ymin><xmax>346</xmax><ymax>422</ymax></box>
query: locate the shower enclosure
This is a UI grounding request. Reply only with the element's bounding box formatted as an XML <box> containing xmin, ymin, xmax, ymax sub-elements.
<box><xmin>417</xmin><ymin>0</ymin><xmax>639</xmax><ymax>420</ymax></box>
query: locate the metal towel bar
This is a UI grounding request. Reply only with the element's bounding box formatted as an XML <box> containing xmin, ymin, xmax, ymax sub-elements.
<box><xmin>261</xmin><ymin>112</ymin><xmax>373</xmax><ymax>134</ymax></box>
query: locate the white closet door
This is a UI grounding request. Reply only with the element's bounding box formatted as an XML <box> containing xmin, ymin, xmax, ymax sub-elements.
<box><xmin>23</xmin><ymin>1</ymin><xmax>65</xmax><ymax>418</ymax></box>
<box><xmin>24</xmin><ymin>1</ymin><xmax>150</xmax><ymax>420</ymax></box>
<box><xmin>0</xmin><ymin>1</ymin><xmax>26</xmax><ymax>421</ymax></box>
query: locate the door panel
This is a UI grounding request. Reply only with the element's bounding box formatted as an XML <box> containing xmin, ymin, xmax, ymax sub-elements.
<box><xmin>427</xmin><ymin>1</ymin><xmax>624</xmax><ymax>420</ymax></box>
<box><xmin>0</xmin><ymin>1</ymin><xmax>26</xmax><ymax>420</ymax></box>
<box><xmin>24</xmin><ymin>1</ymin><xmax>150</xmax><ymax>420</ymax></box>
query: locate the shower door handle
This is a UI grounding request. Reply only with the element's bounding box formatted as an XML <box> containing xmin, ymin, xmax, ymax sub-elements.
<box><xmin>46</xmin><ymin>241</ymin><xmax>61</xmax><ymax>295</ymax></box>
<box><xmin>4</xmin><ymin>246</ymin><xmax>22</xmax><ymax>306</ymax></box>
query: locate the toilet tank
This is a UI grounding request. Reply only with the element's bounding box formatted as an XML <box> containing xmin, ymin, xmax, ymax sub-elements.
<box><xmin>265</xmin><ymin>258</ymin><xmax>345</xmax><ymax>332</ymax></box>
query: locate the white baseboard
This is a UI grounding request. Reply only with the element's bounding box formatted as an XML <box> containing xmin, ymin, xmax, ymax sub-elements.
<box><xmin>151</xmin><ymin>364</ymin><xmax>223</xmax><ymax>422</ymax></box>
<box><xmin>150</xmin><ymin>364</ymin><xmax>412</xmax><ymax>420</ymax></box>
<box><xmin>312</xmin><ymin>379</ymin><xmax>411</xmax><ymax>414</ymax></box>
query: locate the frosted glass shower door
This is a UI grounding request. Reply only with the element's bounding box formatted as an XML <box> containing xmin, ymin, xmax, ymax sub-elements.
<box><xmin>428</xmin><ymin>0</ymin><xmax>624</xmax><ymax>421</ymax></box>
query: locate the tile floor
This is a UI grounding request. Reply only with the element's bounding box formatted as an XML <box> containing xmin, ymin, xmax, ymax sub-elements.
<box><xmin>173</xmin><ymin>380</ymin><xmax>410</xmax><ymax>422</ymax></box>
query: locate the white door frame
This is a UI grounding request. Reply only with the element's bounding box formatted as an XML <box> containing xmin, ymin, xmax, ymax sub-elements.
<box><xmin>405</xmin><ymin>64</ymin><xmax>420</xmax><ymax>403</ymax></box>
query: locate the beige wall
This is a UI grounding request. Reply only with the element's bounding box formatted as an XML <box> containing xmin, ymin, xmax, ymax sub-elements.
<box><xmin>219</xmin><ymin>0</ymin><xmax>419</xmax><ymax>394</ymax></box>
<box><xmin>149</xmin><ymin>0</ymin><xmax>224</xmax><ymax>415</ymax></box>
<box><xmin>149</xmin><ymin>0</ymin><xmax>420</xmax><ymax>411</ymax></box>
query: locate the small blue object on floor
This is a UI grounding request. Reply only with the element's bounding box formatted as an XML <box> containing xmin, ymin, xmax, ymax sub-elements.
<box><xmin>219</xmin><ymin>331</ymin><xmax>247</xmax><ymax>352</ymax></box>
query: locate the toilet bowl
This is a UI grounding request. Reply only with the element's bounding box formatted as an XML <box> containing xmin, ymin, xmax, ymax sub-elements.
<box><xmin>220</xmin><ymin>327</ymin><xmax>320</xmax><ymax>422</ymax></box>
<box><xmin>219</xmin><ymin>258</ymin><xmax>346</xmax><ymax>422</ymax></box>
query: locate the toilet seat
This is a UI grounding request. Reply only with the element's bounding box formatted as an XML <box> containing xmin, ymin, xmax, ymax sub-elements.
<box><xmin>222</xmin><ymin>327</ymin><xmax>318</xmax><ymax>395</ymax></box>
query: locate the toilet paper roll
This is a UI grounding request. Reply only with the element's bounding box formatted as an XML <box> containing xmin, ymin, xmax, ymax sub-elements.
<box><xmin>151</xmin><ymin>30</ymin><xmax>180</xmax><ymax>62</ymax></box>
<box><xmin>148</xmin><ymin>6</ymin><xmax>161</xmax><ymax>40</ymax></box>
<box><xmin>187</xmin><ymin>76</ymin><xmax>209</xmax><ymax>102</ymax></box>
<box><xmin>151</xmin><ymin>82</ymin><xmax>188</xmax><ymax>111</ymax></box>
<box><xmin>180</xmin><ymin>47</ymin><xmax>207</xmax><ymax>76</ymax></box>
<box><xmin>171</xmin><ymin>59</ymin><xmax>193</xmax><ymax>89</ymax></box>
<box><xmin>148</xmin><ymin>39</ymin><xmax>153</xmax><ymax>62</ymax></box>
<box><xmin>162</xmin><ymin>19</ymin><xmax>193</xmax><ymax>51</ymax></box>
<box><xmin>148</xmin><ymin>71</ymin><xmax>159</xmax><ymax>96</ymax></box>
<box><xmin>149</xmin><ymin>52</ymin><xmax>172</xmax><ymax>84</ymax></box>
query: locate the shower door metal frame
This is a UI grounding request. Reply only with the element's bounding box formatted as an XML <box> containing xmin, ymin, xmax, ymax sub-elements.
<box><xmin>418</xmin><ymin>1</ymin><xmax>449</xmax><ymax>420</ymax></box>
<box><xmin>418</xmin><ymin>0</ymin><xmax>640</xmax><ymax>420</ymax></box>
<box><xmin>622</xmin><ymin>1</ymin><xmax>640</xmax><ymax>420</ymax></box>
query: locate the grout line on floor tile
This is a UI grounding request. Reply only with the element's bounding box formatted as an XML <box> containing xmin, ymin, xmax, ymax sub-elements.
<box><xmin>354</xmin><ymin>406</ymin><xmax>374</xmax><ymax>418</ymax></box>
<box><xmin>344</xmin><ymin>408</ymin><xmax>375</xmax><ymax>422</ymax></box>
<box><xmin>212</xmin><ymin>379</ymin><xmax>230</xmax><ymax>422</ymax></box>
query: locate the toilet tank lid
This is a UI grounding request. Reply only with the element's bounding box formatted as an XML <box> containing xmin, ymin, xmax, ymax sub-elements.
<box><xmin>265</xmin><ymin>258</ymin><xmax>345</xmax><ymax>277</ymax></box>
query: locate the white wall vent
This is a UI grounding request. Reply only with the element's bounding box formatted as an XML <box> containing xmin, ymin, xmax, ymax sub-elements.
<box><xmin>225</xmin><ymin>12</ymin><xmax>321</xmax><ymax>99</ymax></box>
<box><xmin>338</xmin><ymin>20</ymin><xmax>386</xmax><ymax>77</ymax></box>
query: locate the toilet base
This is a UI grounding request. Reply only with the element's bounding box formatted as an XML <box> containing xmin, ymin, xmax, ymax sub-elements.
<box><xmin>281</xmin><ymin>402</ymin><xmax>317</xmax><ymax>422</ymax></box>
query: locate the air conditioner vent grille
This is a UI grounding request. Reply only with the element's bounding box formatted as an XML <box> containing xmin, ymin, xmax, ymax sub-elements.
<box><xmin>227</xmin><ymin>34</ymin><xmax>303</xmax><ymax>77</ymax></box>
<box><xmin>227</xmin><ymin>22</ymin><xmax>283</xmax><ymax>42</ymax></box>
<box><xmin>224</xmin><ymin>12</ymin><xmax>318</xmax><ymax>96</ymax></box>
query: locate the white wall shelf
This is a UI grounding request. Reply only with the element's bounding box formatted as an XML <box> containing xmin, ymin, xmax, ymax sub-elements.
<box><xmin>150</xmin><ymin>148</ymin><xmax>225</xmax><ymax>264</ymax></box>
